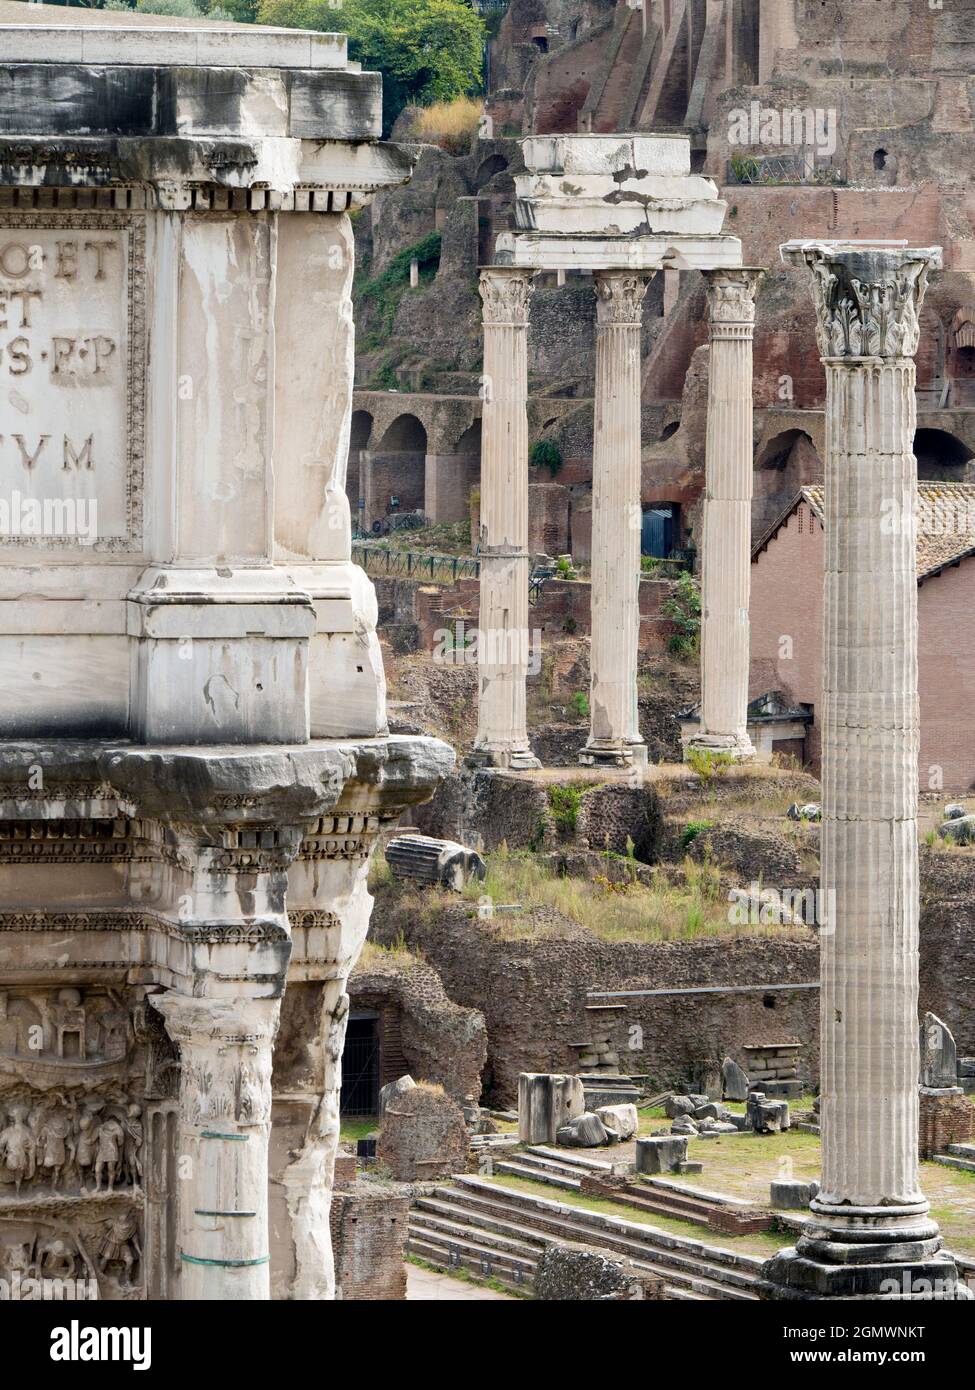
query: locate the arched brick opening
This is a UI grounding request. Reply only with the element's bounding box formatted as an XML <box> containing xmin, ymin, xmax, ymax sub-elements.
<box><xmin>754</xmin><ymin>429</ymin><xmax>822</xmax><ymax>536</ymax></box>
<box><xmin>913</xmin><ymin>428</ymin><xmax>974</xmax><ymax>483</ymax></box>
<box><xmin>425</xmin><ymin>418</ymin><xmax>482</xmax><ymax>526</ymax></box>
<box><xmin>347</xmin><ymin>409</ymin><xmax>373</xmax><ymax>529</ymax></box>
<box><xmin>362</xmin><ymin>414</ymin><xmax>428</xmax><ymax>531</ymax></box>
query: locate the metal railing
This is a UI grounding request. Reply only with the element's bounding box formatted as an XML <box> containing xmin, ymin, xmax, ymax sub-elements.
<box><xmin>726</xmin><ymin>154</ymin><xmax>844</xmax><ymax>186</ymax></box>
<box><xmin>352</xmin><ymin>544</ymin><xmax>480</xmax><ymax>582</ymax></box>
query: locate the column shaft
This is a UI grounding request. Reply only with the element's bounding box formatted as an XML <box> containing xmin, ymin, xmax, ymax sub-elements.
<box><xmin>688</xmin><ymin>269</ymin><xmax>762</xmax><ymax>758</ymax></box>
<box><xmin>763</xmin><ymin>241</ymin><xmax>970</xmax><ymax>1300</ymax></box>
<box><xmin>581</xmin><ymin>271</ymin><xmax>650</xmax><ymax>767</ymax></box>
<box><xmin>820</xmin><ymin>357</ymin><xmax>922</xmax><ymax>1208</ymax></box>
<box><xmin>153</xmin><ymin>994</ymin><xmax>279</xmax><ymax>1301</ymax></box>
<box><xmin>473</xmin><ymin>268</ymin><xmax>539</xmax><ymax>769</ymax></box>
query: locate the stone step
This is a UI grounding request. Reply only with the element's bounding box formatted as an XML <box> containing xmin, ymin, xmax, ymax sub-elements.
<box><xmin>405</xmin><ymin>1233</ymin><xmax>534</xmax><ymax>1293</ymax></box>
<box><xmin>434</xmin><ymin>1179</ymin><xmax>764</xmax><ymax>1296</ymax></box>
<box><xmin>408</xmin><ymin>1220</ymin><xmax>538</xmax><ymax>1275</ymax></box>
<box><xmin>411</xmin><ymin>1196</ymin><xmax>755</xmax><ymax>1301</ymax></box>
<box><xmin>931</xmin><ymin>1152</ymin><xmax>975</xmax><ymax>1174</ymax></box>
<box><xmin>946</xmin><ymin>1143</ymin><xmax>975</xmax><ymax>1159</ymax></box>
<box><xmin>613</xmin><ymin>1189</ymin><xmax>714</xmax><ymax>1228</ymax></box>
<box><xmin>408</xmin><ymin>1208</ymin><xmax>542</xmax><ymax>1260</ymax></box>
<box><xmin>494</xmin><ymin>1159</ymin><xmax>582</xmax><ymax>1191</ymax></box>
<box><xmin>517</xmin><ymin>1150</ymin><xmax>603</xmax><ymax>1179</ymax></box>
<box><xmin>525</xmin><ymin>1144</ymin><xmax>616</xmax><ymax>1173</ymax></box>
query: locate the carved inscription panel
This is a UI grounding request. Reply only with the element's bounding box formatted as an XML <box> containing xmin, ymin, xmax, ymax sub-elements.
<box><xmin>0</xmin><ymin>215</ymin><xmax>146</xmax><ymax>552</ymax></box>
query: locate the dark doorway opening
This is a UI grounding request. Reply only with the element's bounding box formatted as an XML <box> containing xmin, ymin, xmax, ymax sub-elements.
<box><xmin>641</xmin><ymin>503</ymin><xmax>680</xmax><ymax>558</ymax></box>
<box><xmin>341</xmin><ymin>1013</ymin><xmax>380</xmax><ymax>1117</ymax></box>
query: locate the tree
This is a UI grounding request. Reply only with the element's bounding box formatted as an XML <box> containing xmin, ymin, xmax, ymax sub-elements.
<box><xmin>257</xmin><ymin>0</ymin><xmax>485</xmax><ymax>133</ymax></box>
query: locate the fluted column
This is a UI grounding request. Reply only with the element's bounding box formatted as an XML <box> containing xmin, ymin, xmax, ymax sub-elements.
<box><xmin>153</xmin><ymin>994</ymin><xmax>279</xmax><ymax>1301</ymax></box>
<box><xmin>765</xmin><ymin>242</ymin><xmax>969</xmax><ymax>1301</ymax></box>
<box><xmin>580</xmin><ymin>271</ymin><xmax>650</xmax><ymax>767</ymax></box>
<box><xmin>685</xmin><ymin>268</ymin><xmax>763</xmax><ymax>760</ymax></box>
<box><xmin>472</xmin><ymin>268</ymin><xmax>539</xmax><ymax>769</ymax></box>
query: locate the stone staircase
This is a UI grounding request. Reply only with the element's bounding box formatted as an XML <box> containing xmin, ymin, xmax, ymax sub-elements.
<box><xmin>932</xmin><ymin>1143</ymin><xmax>975</xmax><ymax>1174</ymax></box>
<box><xmin>493</xmin><ymin>1144</ymin><xmax>615</xmax><ymax>1192</ymax></box>
<box><xmin>492</xmin><ymin>1146</ymin><xmax>761</xmax><ymax>1232</ymax></box>
<box><xmin>407</xmin><ymin>1172</ymin><xmax>767</xmax><ymax>1300</ymax></box>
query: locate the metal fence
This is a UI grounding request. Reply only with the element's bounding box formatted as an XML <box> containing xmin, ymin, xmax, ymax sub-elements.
<box><xmin>727</xmin><ymin>154</ymin><xmax>844</xmax><ymax>186</ymax></box>
<box><xmin>352</xmin><ymin>544</ymin><xmax>481</xmax><ymax>582</ymax></box>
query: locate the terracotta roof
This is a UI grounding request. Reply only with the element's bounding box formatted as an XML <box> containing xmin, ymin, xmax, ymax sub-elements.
<box><xmin>753</xmin><ymin>481</ymin><xmax>975</xmax><ymax>581</ymax></box>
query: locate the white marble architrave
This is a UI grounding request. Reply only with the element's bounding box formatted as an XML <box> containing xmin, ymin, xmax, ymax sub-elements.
<box><xmin>764</xmin><ymin>241</ymin><xmax>969</xmax><ymax>1300</ymax></box>
<box><xmin>685</xmin><ymin>268</ymin><xmax>763</xmax><ymax>760</ymax></box>
<box><xmin>471</xmin><ymin>268</ymin><xmax>539</xmax><ymax>769</ymax></box>
<box><xmin>580</xmin><ymin>271</ymin><xmax>650</xmax><ymax>767</ymax></box>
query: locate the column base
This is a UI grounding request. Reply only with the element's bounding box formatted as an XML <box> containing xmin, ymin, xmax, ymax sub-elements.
<box><xmin>468</xmin><ymin>744</ymin><xmax>541</xmax><ymax>771</ymax></box>
<box><xmin>762</xmin><ymin>1201</ymin><xmax>974</xmax><ymax>1300</ymax></box>
<box><xmin>682</xmin><ymin>731</ymin><xmax>755</xmax><ymax>762</ymax></box>
<box><xmin>578</xmin><ymin>740</ymin><xmax>648</xmax><ymax>769</ymax></box>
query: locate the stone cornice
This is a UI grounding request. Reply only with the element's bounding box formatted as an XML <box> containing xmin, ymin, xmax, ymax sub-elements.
<box><xmin>781</xmin><ymin>241</ymin><xmax>942</xmax><ymax>361</ymax></box>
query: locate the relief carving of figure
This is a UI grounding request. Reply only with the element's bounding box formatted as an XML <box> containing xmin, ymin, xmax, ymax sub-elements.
<box><xmin>37</xmin><ymin>1235</ymin><xmax>78</xmax><ymax>1282</ymax></box>
<box><xmin>75</xmin><ymin>1109</ymin><xmax>98</xmax><ymax>1191</ymax></box>
<box><xmin>123</xmin><ymin>1104</ymin><xmax>143</xmax><ymax>1187</ymax></box>
<box><xmin>93</xmin><ymin>1114</ymin><xmax>125</xmax><ymax>1194</ymax></box>
<box><xmin>0</xmin><ymin>1103</ymin><xmax>36</xmax><ymax>1193</ymax></box>
<box><xmin>98</xmin><ymin>1211</ymin><xmax>141</xmax><ymax>1289</ymax></box>
<box><xmin>37</xmin><ymin>1105</ymin><xmax>75</xmax><ymax>1191</ymax></box>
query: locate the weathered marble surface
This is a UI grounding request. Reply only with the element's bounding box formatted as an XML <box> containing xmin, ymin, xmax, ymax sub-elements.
<box><xmin>0</xmin><ymin>15</ymin><xmax>447</xmax><ymax>1302</ymax></box>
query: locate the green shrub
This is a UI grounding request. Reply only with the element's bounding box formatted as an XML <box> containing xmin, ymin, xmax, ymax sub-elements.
<box><xmin>661</xmin><ymin>572</ymin><xmax>701</xmax><ymax>658</ymax></box>
<box><xmin>569</xmin><ymin>690</ymin><xmax>589</xmax><ymax>719</ymax></box>
<box><xmin>549</xmin><ymin>784</ymin><xmax>585</xmax><ymax>835</ymax></box>
<box><xmin>529</xmin><ymin>439</ymin><xmax>563</xmax><ymax>477</ymax></box>
<box><xmin>356</xmin><ymin>232</ymin><xmax>442</xmax><ymax>343</ymax></box>
<box><xmin>680</xmin><ymin>820</ymin><xmax>714</xmax><ymax>850</ymax></box>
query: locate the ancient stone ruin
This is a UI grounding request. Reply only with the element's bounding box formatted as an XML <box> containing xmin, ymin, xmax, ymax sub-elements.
<box><xmin>0</xmin><ymin>14</ymin><xmax>451</xmax><ymax>1301</ymax></box>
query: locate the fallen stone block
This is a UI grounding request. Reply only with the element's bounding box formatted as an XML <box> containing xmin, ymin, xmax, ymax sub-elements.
<box><xmin>518</xmin><ymin>1072</ymin><xmax>586</xmax><ymax>1144</ymax></box>
<box><xmin>722</xmin><ymin>1056</ymin><xmax>750</xmax><ymax>1102</ymax></box>
<box><xmin>940</xmin><ymin>813</ymin><xmax>975</xmax><ymax>844</ymax></box>
<box><xmin>597</xmin><ymin>1103</ymin><xmax>638</xmax><ymax>1140</ymax></box>
<box><xmin>557</xmin><ymin>1111</ymin><xmax>612</xmax><ymax>1147</ymax></box>
<box><xmin>770</xmin><ymin>1179</ymin><xmax>820</xmax><ymax>1210</ymax></box>
<box><xmin>747</xmin><ymin>1092</ymin><xmax>790</xmax><ymax>1134</ymax></box>
<box><xmin>664</xmin><ymin>1093</ymin><xmax>697</xmax><ymax>1119</ymax></box>
<box><xmin>379</xmin><ymin>1073</ymin><xmax>415</xmax><ymax>1117</ymax></box>
<box><xmin>385</xmin><ymin>834</ymin><xmax>487</xmax><ymax>890</ymax></box>
<box><xmin>635</xmin><ymin>1135</ymin><xmax>688</xmax><ymax>1174</ymax></box>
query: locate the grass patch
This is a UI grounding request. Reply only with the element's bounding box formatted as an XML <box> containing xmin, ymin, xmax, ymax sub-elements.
<box><xmin>339</xmin><ymin>1115</ymin><xmax>379</xmax><ymax>1144</ymax></box>
<box><xmin>406</xmin><ymin>96</ymin><xmax>483</xmax><ymax>155</ymax></box>
<box><xmin>462</xmin><ymin>846</ymin><xmax>803</xmax><ymax>942</ymax></box>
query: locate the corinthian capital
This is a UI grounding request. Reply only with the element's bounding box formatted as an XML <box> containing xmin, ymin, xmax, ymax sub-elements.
<box><xmin>781</xmin><ymin>240</ymin><xmax>942</xmax><ymax>360</ymax></box>
<box><xmin>152</xmin><ymin>993</ymin><xmax>279</xmax><ymax>1128</ymax></box>
<box><xmin>479</xmin><ymin>268</ymin><xmax>534</xmax><ymax>326</ymax></box>
<box><xmin>704</xmin><ymin>268</ymin><xmax>764</xmax><ymax>326</ymax></box>
<box><xmin>594</xmin><ymin>271</ymin><xmax>650</xmax><ymax>325</ymax></box>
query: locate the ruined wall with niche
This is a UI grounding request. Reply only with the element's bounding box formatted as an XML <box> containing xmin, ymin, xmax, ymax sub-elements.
<box><xmin>370</xmin><ymin>896</ymin><xmax>821</xmax><ymax>1106</ymax></box>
